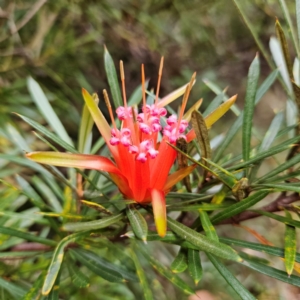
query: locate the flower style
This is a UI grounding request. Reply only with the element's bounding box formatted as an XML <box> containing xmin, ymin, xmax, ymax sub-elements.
<box><xmin>26</xmin><ymin>57</ymin><xmax>237</xmax><ymax>237</ymax></box>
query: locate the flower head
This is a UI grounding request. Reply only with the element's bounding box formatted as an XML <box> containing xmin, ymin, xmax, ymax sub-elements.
<box><xmin>26</xmin><ymin>56</ymin><xmax>237</xmax><ymax>237</ymax></box>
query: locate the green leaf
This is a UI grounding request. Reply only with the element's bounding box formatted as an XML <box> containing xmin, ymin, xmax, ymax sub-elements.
<box><xmin>202</xmin><ymin>158</ymin><xmax>237</xmax><ymax>188</ymax></box>
<box><xmin>227</xmin><ymin>135</ymin><xmax>300</xmax><ymax>171</ymax></box>
<box><xmin>127</xmin><ymin>248</ymin><xmax>153</xmax><ymax>300</ymax></box>
<box><xmin>0</xmin><ymin>225</ymin><xmax>56</xmax><ymax>246</ymax></box>
<box><xmin>259</xmin><ymin>112</ymin><xmax>284</xmax><ymax>152</ymax></box>
<box><xmin>67</xmin><ymin>261</ymin><xmax>90</xmax><ymax>288</ymax></box>
<box><xmin>232</xmin><ymin>0</ymin><xmax>274</xmax><ymax>70</ymax></box>
<box><xmin>168</xmin><ymin>203</ymin><xmax>230</xmax><ymax>212</ymax></box>
<box><xmin>213</xmin><ymin>112</ymin><xmax>243</xmax><ymax>162</ymax></box>
<box><xmin>16</xmin><ymin>114</ymin><xmax>78</xmax><ymax>154</ymax></box>
<box><xmin>210</xmin><ymin>190</ymin><xmax>269</xmax><ymax>224</ymax></box>
<box><xmin>256</xmin><ymin>152</ymin><xmax>300</xmax><ymax>183</ymax></box>
<box><xmin>188</xmin><ymin>249</ymin><xmax>202</xmax><ymax>285</ymax></box>
<box><xmin>167</xmin><ymin>217</ymin><xmax>241</xmax><ymax>261</ymax></box>
<box><xmin>284</xmin><ymin>211</ymin><xmax>297</xmax><ymax>275</ymax></box>
<box><xmin>255</xmin><ymin>69</ymin><xmax>278</xmax><ymax>103</ymax></box>
<box><xmin>253</xmin><ymin>210</ymin><xmax>300</xmax><ymax>228</ymax></box>
<box><xmin>15</xmin><ymin>175</ymin><xmax>45</xmax><ymax>209</ymax></box>
<box><xmin>62</xmin><ymin>212</ymin><xmax>124</xmax><ymax>232</ymax></box>
<box><xmin>207</xmin><ymin>254</ymin><xmax>256</xmax><ymax>300</ymax></box>
<box><xmin>27</xmin><ymin>77</ymin><xmax>73</xmax><ymax>146</ymax></box>
<box><xmin>136</xmin><ymin>243</ymin><xmax>194</xmax><ymax>295</ymax></box>
<box><xmin>255</xmin><ymin>183</ymin><xmax>300</xmax><ymax>193</ymax></box>
<box><xmin>199</xmin><ymin>210</ymin><xmax>218</xmax><ymax>241</ymax></box>
<box><xmin>42</xmin><ymin>231</ymin><xmax>90</xmax><ymax>295</ymax></box>
<box><xmin>126</xmin><ymin>206</ymin><xmax>148</xmax><ymax>242</ymax></box>
<box><xmin>171</xmin><ymin>248</ymin><xmax>188</xmax><ymax>273</ymax></box>
<box><xmin>71</xmin><ymin>249</ymin><xmax>129</xmax><ymax>282</ymax></box>
<box><xmin>32</xmin><ymin>176</ymin><xmax>62</xmax><ymax>213</ymax></box>
<box><xmin>242</xmin><ymin>54</ymin><xmax>260</xmax><ymax>169</ymax></box>
<box><xmin>21</xmin><ymin>271</ymin><xmax>45</xmax><ymax>300</ymax></box>
<box><xmin>0</xmin><ymin>277</ymin><xmax>27</xmax><ymax>299</ymax></box>
<box><xmin>240</xmin><ymin>258</ymin><xmax>300</xmax><ymax>287</ymax></box>
<box><xmin>104</xmin><ymin>47</ymin><xmax>122</xmax><ymax>108</ymax></box>
<box><xmin>213</xmin><ymin>69</ymin><xmax>278</xmax><ymax>163</ymax></box>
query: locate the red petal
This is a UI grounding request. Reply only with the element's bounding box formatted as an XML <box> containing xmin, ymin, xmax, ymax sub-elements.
<box><xmin>150</xmin><ymin>139</ymin><xmax>177</xmax><ymax>190</ymax></box>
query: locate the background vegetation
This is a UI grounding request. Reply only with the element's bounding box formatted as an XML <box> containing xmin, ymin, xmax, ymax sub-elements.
<box><xmin>1</xmin><ymin>0</ymin><xmax>300</xmax><ymax>299</ymax></box>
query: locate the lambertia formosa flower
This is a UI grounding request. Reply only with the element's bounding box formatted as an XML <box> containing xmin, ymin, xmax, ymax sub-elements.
<box><xmin>26</xmin><ymin>56</ymin><xmax>237</xmax><ymax>237</ymax></box>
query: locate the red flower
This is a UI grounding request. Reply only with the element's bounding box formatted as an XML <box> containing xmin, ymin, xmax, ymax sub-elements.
<box><xmin>26</xmin><ymin>59</ymin><xmax>236</xmax><ymax>237</ymax></box>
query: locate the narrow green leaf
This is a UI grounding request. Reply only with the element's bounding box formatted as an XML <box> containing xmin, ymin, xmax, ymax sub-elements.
<box><xmin>0</xmin><ymin>226</ymin><xmax>56</xmax><ymax>246</ymax></box>
<box><xmin>191</xmin><ymin>110</ymin><xmax>211</xmax><ymax>167</ymax></box>
<box><xmin>27</xmin><ymin>77</ymin><xmax>73</xmax><ymax>146</ymax></box>
<box><xmin>255</xmin><ymin>69</ymin><xmax>279</xmax><ymax>103</ymax></box>
<box><xmin>42</xmin><ymin>231</ymin><xmax>90</xmax><ymax>295</ymax></box>
<box><xmin>253</xmin><ymin>210</ymin><xmax>300</xmax><ymax>228</ymax></box>
<box><xmin>127</xmin><ymin>248</ymin><xmax>154</xmax><ymax>300</ymax></box>
<box><xmin>15</xmin><ymin>175</ymin><xmax>45</xmax><ymax>209</ymax></box>
<box><xmin>171</xmin><ymin>248</ymin><xmax>188</xmax><ymax>273</ymax></box>
<box><xmin>256</xmin><ymin>153</ymin><xmax>300</xmax><ymax>183</ymax></box>
<box><xmin>220</xmin><ymin>237</ymin><xmax>287</xmax><ymax>259</ymax></box>
<box><xmin>167</xmin><ymin>217</ymin><xmax>241</xmax><ymax>262</ymax></box>
<box><xmin>16</xmin><ymin>114</ymin><xmax>78</xmax><ymax>154</ymax></box>
<box><xmin>240</xmin><ymin>258</ymin><xmax>300</xmax><ymax>287</ymax></box>
<box><xmin>188</xmin><ymin>249</ymin><xmax>202</xmax><ymax>285</ymax></box>
<box><xmin>213</xmin><ymin>69</ymin><xmax>278</xmax><ymax>163</ymax></box>
<box><xmin>207</xmin><ymin>254</ymin><xmax>256</xmax><ymax>300</ymax></box>
<box><xmin>21</xmin><ymin>271</ymin><xmax>45</xmax><ymax>300</ymax></box>
<box><xmin>62</xmin><ymin>212</ymin><xmax>124</xmax><ymax>232</ymax></box>
<box><xmin>72</xmin><ymin>248</ymin><xmax>136</xmax><ymax>282</ymax></box>
<box><xmin>168</xmin><ymin>203</ymin><xmax>230</xmax><ymax>212</ymax></box>
<box><xmin>227</xmin><ymin>135</ymin><xmax>300</xmax><ymax>171</ymax></box>
<box><xmin>199</xmin><ymin>210</ymin><xmax>218</xmax><ymax>241</ymax></box>
<box><xmin>243</xmin><ymin>54</ymin><xmax>260</xmax><ymax>167</ymax></box>
<box><xmin>32</xmin><ymin>176</ymin><xmax>62</xmax><ymax>213</ymax></box>
<box><xmin>210</xmin><ymin>190</ymin><xmax>269</xmax><ymax>224</ymax></box>
<box><xmin>137</xmin><ymin>244</ymin><xmax>194</xmax><ymax>295</ymax></box>
<box><xmin>104</xmin><ymin>47</ymin><xmax>122</xmax><ymax>108</ymax></box>
<box><xmin>284</xmin><ymin>211</ymin><xmax>297</xmax><ymax>275</ymax></box>
<box><xmin>232</xmin><ymin>0</ymin><xmax>274</xmax><ymax>70</ymax></box>
<box><xmin>213</xmin><ymin>112</ymin><xmax>243</xmax><ymax>162</ymax></box>
<box><xmin>202</xmin><ymin>158</ymin><xmax>237</xmax><ymax>188</ymax></box>
<box><xmin>0</xmin><ymin>277</ymin><xmax>27</xmax><ymax>299</ymax></box>
<box><xmin>126</xmin><ymin>206</ymin><xmax>148</xmax><ymax>242</ymax></box>
<box><xmin>201</xmin><ymin>208</ymin><xmax>254</xmax><ymax>298</ymax></box>
<box><xmin>255</xmin><ymin>183</ymin><xmax>300</xmax><ymax>193</ymax></box>
<box><xmin>259</xmin><ymin>112</ymin><xmax>284</xmax><ymax>152</ymax></box>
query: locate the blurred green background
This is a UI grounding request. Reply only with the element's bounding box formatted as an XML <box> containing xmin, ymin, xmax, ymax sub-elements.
<box><xmin>0</xmin><ymin>1</ymin><xmax>298</xmax><ymax>299</ymax></box>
